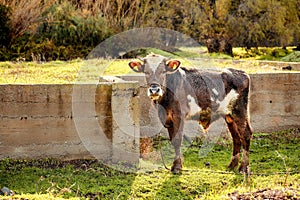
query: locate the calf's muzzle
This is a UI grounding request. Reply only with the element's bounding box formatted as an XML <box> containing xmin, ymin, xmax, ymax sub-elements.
<box><xmin>147</xmin><ymin>84</ymin><xmax>163</xmax><ymax>100</ymax></box>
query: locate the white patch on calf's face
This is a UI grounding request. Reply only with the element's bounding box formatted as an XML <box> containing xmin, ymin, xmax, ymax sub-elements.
<box><xmin>178</xmin><ymin>68</ymin><xmax>186</xmax><ymax>76</ymax></box>
<box><xmin>145</xmin><ymin>56</ymin><xmax>166</xmax><ymax>73</ymax></box>
<box><xmin>216</xmin><ymin>89</ymin><xmax>239</xmax><ymax>115</ymax></box>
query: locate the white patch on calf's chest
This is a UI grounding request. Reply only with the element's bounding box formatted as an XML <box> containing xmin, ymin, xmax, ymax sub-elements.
<box><xmin>216</xmin><ymin>89</ymin><xmax>239</xmax><ymax>115</ymax></box>
<box><xmin>186</xmin><ymin>95</ymin><xmax>202</xmax><ymax>120</ymax></box>
<box><xmin>223</xmin><ymin>68</ymin><xmax>233</xmax><ymax>75</ymax></box>
<box><xmin>212</xmin><ymin>88</ymin><xmax>219</xmax><ymax>96</ymax></box>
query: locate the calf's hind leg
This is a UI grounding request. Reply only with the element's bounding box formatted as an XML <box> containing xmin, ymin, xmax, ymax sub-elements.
<box><xmin>238</xmin><ymin>121</ymin><xmax>252</xmax><ymax>173</ymax></box>
<box><xmin>226</xmin><ymin>114</ymin><xmax>252</xmax><ymax>173</ymax></box>
<box><xmin>225</xmin><ymin>115</ymin><xmax>241</xmax><ymax>170</ymax></box>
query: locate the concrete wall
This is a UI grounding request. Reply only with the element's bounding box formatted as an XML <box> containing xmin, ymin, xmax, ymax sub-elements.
<box><xmin>0</xmin><ymin>84</ymin><xmax>82</xmax><ymax>159</ymax></box>
<box><xmin>0</xmin><ymin>82</ymin><xmax>140</xmax><ymax>162</ymax></box>
<box><xmin>250</xmin><ymin>73</ymin><xmax>300</xmax><ymax>132</ymax></box>
<box><xmin>0</xmin><ymin>73</ymin><xmax>299</xmax><ymax>159</ymax></box>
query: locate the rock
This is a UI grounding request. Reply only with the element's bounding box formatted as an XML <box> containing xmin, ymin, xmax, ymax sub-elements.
<box><xmin>205</xmin><ymin>162</ymin><xmax>211</xmax><ymax>167</ymax></box>
<box><xmin>228</xmin><ymin>188</ymin><xmax>300</xmax><ymax>200</ymax></box>
<box><xmin>282</xmin><ymin>65</ymin><xmax>292</xmax><ymax>70</ymax></box>
<box><xmin>0</xmin><ymin>187</ymin><xmax>14</xmax><ymax>196</ymax></box>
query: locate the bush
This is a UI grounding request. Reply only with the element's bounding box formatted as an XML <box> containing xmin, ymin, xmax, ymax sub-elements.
<box><xmin>27</xmin><ymin>1</ymin><xmax>112</xmax><ymax>60</ymax></box>
<box><xmin>37</xmin><ymin>2</ymin><xmax>111</xmax><ymax>47</ymax></box>
<box><xmin>2</xmin><ymin>1</ymin><xmax>112</xmax><ymax>61</ymax></box>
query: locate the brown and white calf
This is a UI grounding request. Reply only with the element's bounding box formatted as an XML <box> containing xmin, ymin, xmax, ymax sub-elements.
<box><xmin>129</xmin><ymin>53</ymin><xmax>252</xmax><ymax>173</ymax></box>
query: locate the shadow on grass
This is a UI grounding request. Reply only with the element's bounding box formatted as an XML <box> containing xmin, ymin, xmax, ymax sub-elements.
<box><xmin>0</xmin><ymin>159</ymin><xmax>137</xmax><ymax>199</ymax></box>
<box><xmin>155</xmin><ymin>173</ymin><xmax>194</xmax><ymax>200</ymax></box>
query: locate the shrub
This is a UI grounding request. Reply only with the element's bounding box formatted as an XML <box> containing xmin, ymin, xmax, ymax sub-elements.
<box><xmin>3</xmin><ymin>1</ymin><xmax>112</xmax><ymax>61</ymax></box>
<box><xmin>30</xmin><ymin>1</ymin><xmax>112</xmax><ymax>60</ymax></box>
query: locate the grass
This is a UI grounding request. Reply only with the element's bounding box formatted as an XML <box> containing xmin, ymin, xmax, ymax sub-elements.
<box><xmin>281</xmin><ymin>51</ymin><xmax>300</xmax><ymax>62</ymax></box>
<box><xmin>232</xmin><ymin>47</ymin><xmax>297</xmax><ymax>61</ymax></box>
<box><xmin>0</xmin><ymin>47</ymin><xmax>299</xmax><ymax>84</ymax></box>
<box><xmin>0</xmin><ymin>60</ymin><xmax>81</xmax><ymax>84</ymax></box>
<box><xmin>0</xmin><ymin>129</ymin><xmax>299</xmax><ymax>199</ymax></box>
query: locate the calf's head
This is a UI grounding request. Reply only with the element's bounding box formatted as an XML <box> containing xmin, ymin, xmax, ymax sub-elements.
<box><xmin>129</xmin><ymin>54</ymin><xmax>180</xmax><ymax>101</ymax></box>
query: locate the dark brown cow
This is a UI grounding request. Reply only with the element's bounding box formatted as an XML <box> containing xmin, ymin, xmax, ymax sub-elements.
<box><xmin>129</xmin><ymin>53</ymin><xmax>252</xmax><ymax>173</ymax></box>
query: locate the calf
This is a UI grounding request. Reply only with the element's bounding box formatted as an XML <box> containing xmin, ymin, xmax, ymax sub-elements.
<box><xmin>129</xmin><ymin>53</ymin><xmax>252</xmax><ymax>173</ymax></box>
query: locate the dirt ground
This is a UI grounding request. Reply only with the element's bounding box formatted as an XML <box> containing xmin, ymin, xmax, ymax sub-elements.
<box><xmin>229</xmin><ymin>188</ymin><xmax>300</xmax><ymax>200</ymax></box>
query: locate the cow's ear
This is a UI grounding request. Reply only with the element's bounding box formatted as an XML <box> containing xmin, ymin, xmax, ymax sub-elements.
<box><xmin>166</xmin><ymin>60</ymin><xmax>180</xmax><ymax>72</ymax></box>
<box><xmin>129</xmin><ymin>61</ymin><xmax>144</xmax><ymax>73</ymax></box>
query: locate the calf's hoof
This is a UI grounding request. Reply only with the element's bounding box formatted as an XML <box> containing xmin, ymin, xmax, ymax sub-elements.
<box><xmin>171</xmin><ymin>158</ymin><xmax>182</xmax><ymax>174</ymax></box>
<box><xmin>238</xmin><ymin>164</ymin><xmax>250</xmax><ymax>174</ymax></box>
<box><xmin>227</xmin><ymin>156</ymin><xmax>239</xmax><ymax>170</ymax></box>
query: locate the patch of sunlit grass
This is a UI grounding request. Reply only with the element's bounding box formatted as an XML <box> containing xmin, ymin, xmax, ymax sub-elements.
<box><xmin>0</xmin><ymin>129</ymin><xmax>299</xmax><ymax>199</ymax></box>
<box><xmin>0</xmin><ymin>47</ymin><xmax>299</xmax><ymax>84</ymax></box>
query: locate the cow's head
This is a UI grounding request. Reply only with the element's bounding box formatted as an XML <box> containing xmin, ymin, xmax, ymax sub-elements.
<box><xmin>129</xmin><ymin>54</ymin><xmax>180</xmax><ymax>101</ymax></box>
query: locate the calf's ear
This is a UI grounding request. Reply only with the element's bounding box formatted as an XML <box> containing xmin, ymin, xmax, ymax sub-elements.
<box><xmin>129</xmin><ymin>61</ymin><xmax>144</xmax><ymax>73</ymax></box>
<box><xmin>166</xmin><ymin>60</ymin><xmax>180</xmax><ymax>72</ymax></box>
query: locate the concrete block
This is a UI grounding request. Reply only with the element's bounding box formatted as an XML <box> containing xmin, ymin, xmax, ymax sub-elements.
<box><xmin>111</xmin><ymin>81</ymin><xmax>140</xmax><ymax>165</ymax></box>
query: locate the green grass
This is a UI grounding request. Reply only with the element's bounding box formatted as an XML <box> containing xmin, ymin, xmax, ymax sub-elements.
<box><xmin>0</xmin><ymin>59</ymin><xmax>132</xmax><ymax>84</ymax></box>
<box><xmin>232</xmin><ymin>47</ymin><xmax>297</xmax><ymax>61</ymax></box>
<box><xmin>0</xmin><ymin>129</ymin><xmax>299</xmax><ymax>199</ymax></box>
<box><xmin>281</xmin><ymin>51</ymin><xmax>300</xmax><ymax>62</ymax></box>
<box><xmin>0</xmin><ymin>60</ymin><xmax>81</xmax><ymax>84</ymax></box>
<box><xmin>179</xmin><ymin>46</ymin><xmax>299</xmax><ymax>61</ymax></box>
<box><xmin>0</xmin><ymin>47</ymin><xmax>299</xmax><ymax>84</ymax></box>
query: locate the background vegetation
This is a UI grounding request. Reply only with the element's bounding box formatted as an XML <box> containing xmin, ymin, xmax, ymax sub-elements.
<box><xmin>0</xmin><ymin>0</ymin><xmax>299</xmax><ymax>61</ymax></box>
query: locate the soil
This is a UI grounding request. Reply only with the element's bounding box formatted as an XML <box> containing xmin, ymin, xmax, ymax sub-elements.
<box><xmin>229</xmin><ymin>188</ymin><xmax>300</xmax><ymax>200</ymax></box>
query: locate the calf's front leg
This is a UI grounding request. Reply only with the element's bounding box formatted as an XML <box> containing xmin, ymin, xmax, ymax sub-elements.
<box><xmin>167</xmin><ymin>117</ymin><xmax>184</xmax><ymax>173</ymax></box>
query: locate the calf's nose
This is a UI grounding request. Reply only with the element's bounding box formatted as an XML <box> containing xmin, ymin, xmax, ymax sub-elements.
<box><xmin>149</xmin><ymin>84</ymin><xmax>160</xmax><ymax>95</ymax></box>
<box><xmin>147</xmin><ymin>84</ymin><xmax>163</xmax><ymax>100</ymax></box>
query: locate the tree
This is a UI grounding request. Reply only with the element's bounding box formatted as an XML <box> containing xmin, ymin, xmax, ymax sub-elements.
<box><xmin>281</xmin><ymin>0</ymin><xmax>300</xmax><ymax>50</ymax></box>
<box><xmin>0</xmin><ymin>4</ymin><xmax>11</xmax><ymax>47</ymax></box>
<box><xmin>193</xmin><ymin>0</ymin><xmax>236</xmax><ymax>55</ymax></box>
<box><xmin>229</xmin><ymin>0</ymin><xmax>299</xmax><ymax>49</ymax></box>
<box><xmin>193</xmin><ymin>0</ymin><xmax>300</xmax><ymax>54</ymax></box>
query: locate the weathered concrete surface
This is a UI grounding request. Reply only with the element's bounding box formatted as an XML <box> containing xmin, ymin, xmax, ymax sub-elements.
<box><xmin>250</xmin><ymin>73</ymin><xmax>300</xmax><ymax>132</ymax></box>
<box><xmin>72</xmin><ymin>83</ymin><xmax>113</xmax><ymax>162</ymax></box>
<box><xmin>0</xmin><ymin>84</ymin><xmax>86</xmax><ymax>159</ymax></box>
<box><xmin>0</xmin><ymin>82</ymin><xmax>140</xmax><ymax>161</ymax></box>
<box><xmin>111</xmin><ymin>81</ymin><xmax>140</xmax><ymax>164</ymax></box>
<box><xmin>0</xmin><ymin>73</ymin><xmax>299</xmax><ymax>159</ymax></box>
